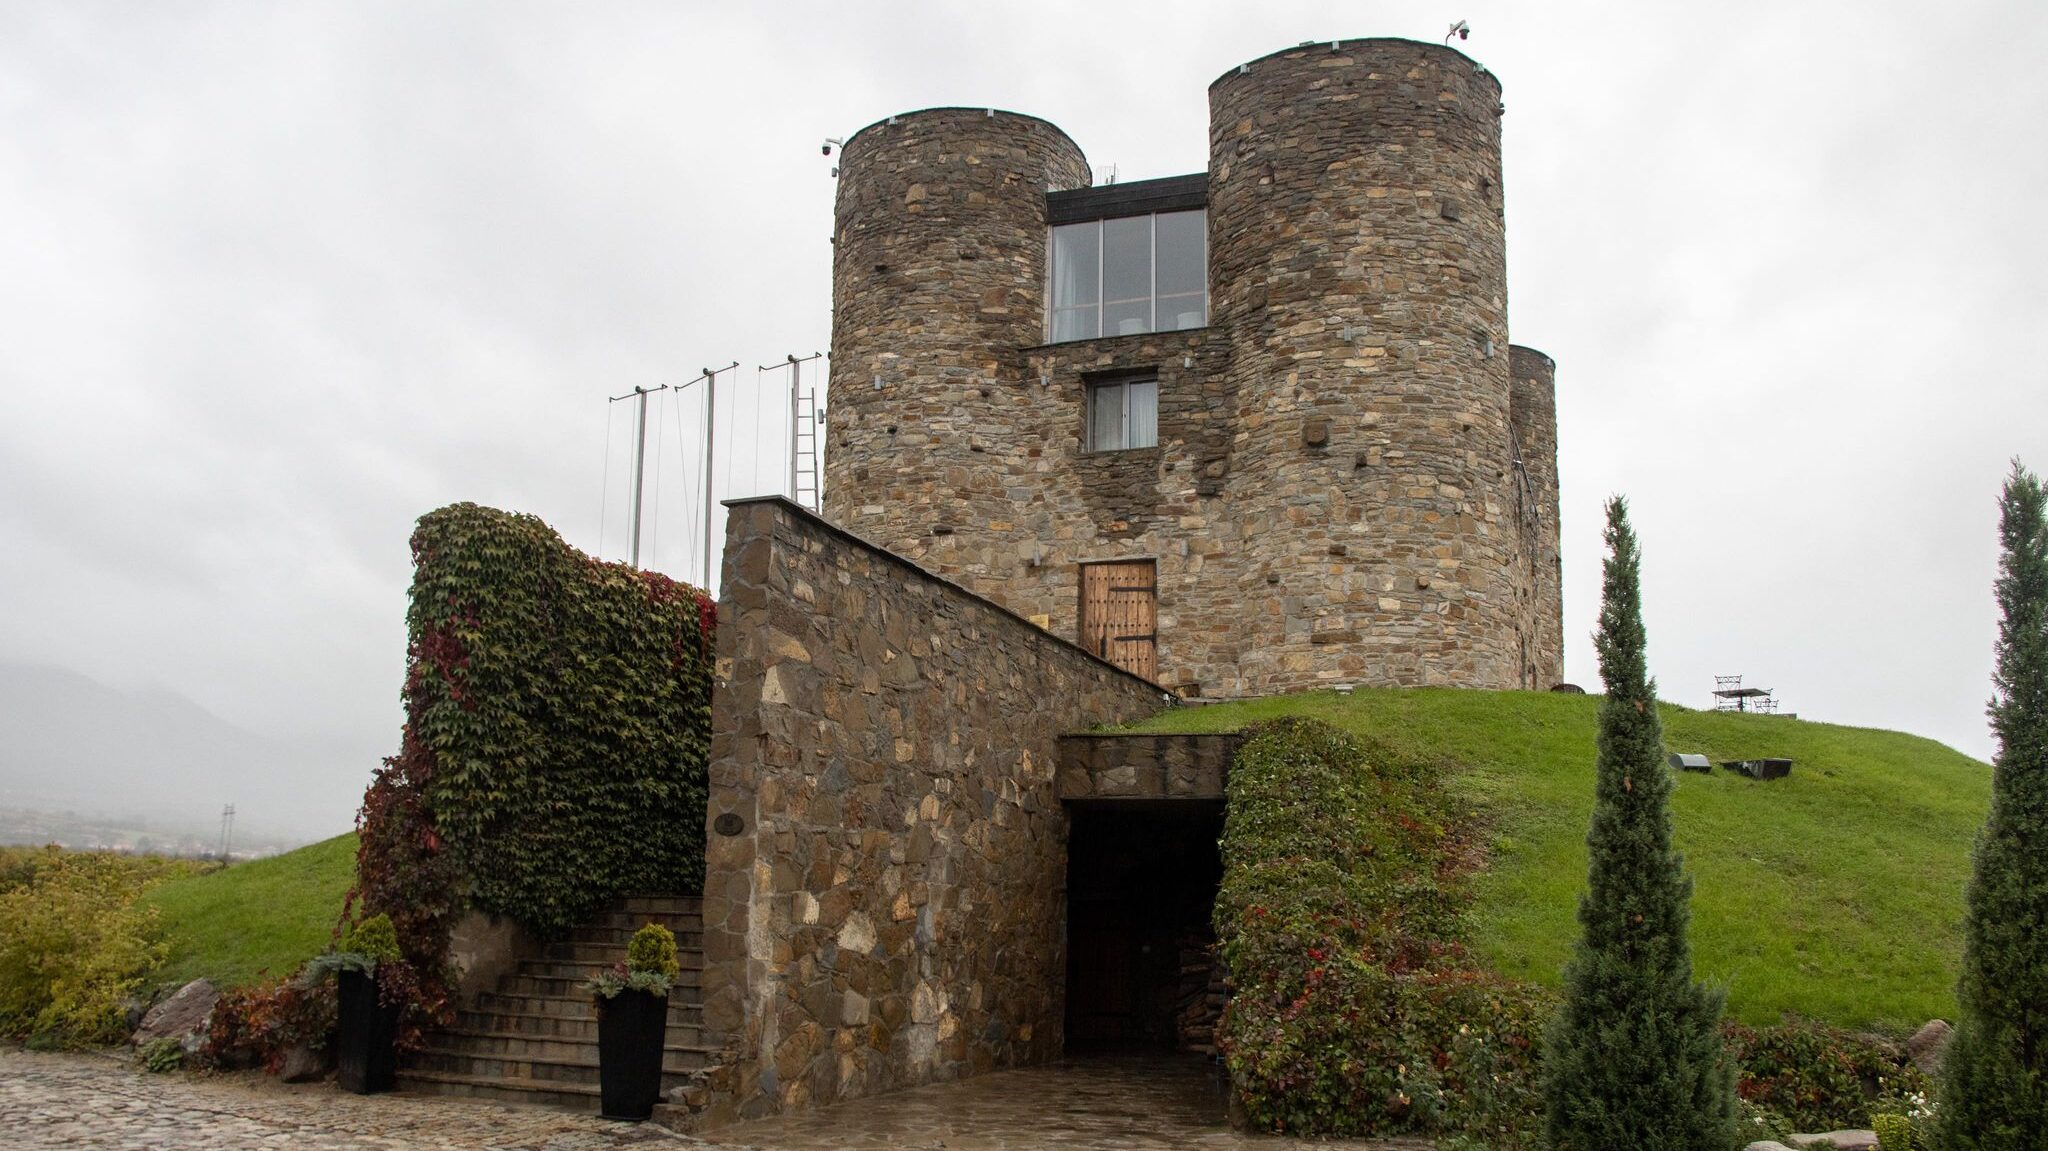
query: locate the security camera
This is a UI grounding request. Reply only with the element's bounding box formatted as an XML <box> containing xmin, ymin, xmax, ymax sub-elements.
<box><xmin>821</xmin><ymin>137</ymin><xmax>845</xmax><ymax>157</ymax></box>
<box><xmin>821</xmin><ymin>143</ymin><xmax>832</xmax><ymax>156</ymax></box>
<box><xmin>1447</xmin><ymin>19</ymin><xmax>1470</xmax><ymax>42</ymax></box>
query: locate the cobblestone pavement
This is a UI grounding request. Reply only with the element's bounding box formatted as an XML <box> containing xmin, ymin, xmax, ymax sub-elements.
<box><xmin>0</xmin><ymin>1049</ymin><xmax>1418</xmax><ymax>1150</ymax></box>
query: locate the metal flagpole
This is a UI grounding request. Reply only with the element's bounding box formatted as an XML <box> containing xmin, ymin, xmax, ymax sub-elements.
<box><xmin>701</xmin><ymin>362</ymin><xmax>738</xmax><ymax>588</ymax></box>
<box><xmin>608</xmin><ymin>382</ymin><xmax>673</xmax><ymax>569</ymax></box>
<box><xmin>787</xmin><ymin>355</ymin><xmax>800</xmax><ymax>501</ymax></box>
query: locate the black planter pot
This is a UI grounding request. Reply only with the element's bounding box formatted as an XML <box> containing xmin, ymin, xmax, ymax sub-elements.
<box><xmin>597</xmin><ymin>988</ymin><xmax>670</xmax><ymax>1120</ymax></box>
<box><xmin>335</xmin><ymin>968</ymin><xmax>402</xmax><ymax>1095</ymax></box>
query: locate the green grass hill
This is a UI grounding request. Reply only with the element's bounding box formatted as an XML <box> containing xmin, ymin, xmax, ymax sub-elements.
<box><xmin>145</xmin><ymin>832</ymin><xmax>357</xmax><ymax>989</ymax></box>
<box><xmin>1126</xmin><ymin>687</ymin><xmax>1990</xmax><ymax>1032</ymax></box>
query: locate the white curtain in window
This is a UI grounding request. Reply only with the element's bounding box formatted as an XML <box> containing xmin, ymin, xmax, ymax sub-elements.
<box><xmin>1127</xmin><ymin>378</ymin><xmax>1158</xmax><ymax>448</ymax></box>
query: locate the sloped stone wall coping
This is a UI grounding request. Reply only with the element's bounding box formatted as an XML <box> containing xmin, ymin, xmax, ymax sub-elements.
<box><xmin>723</xmin><ymin>496</ymin><xmax>1176</xmax><ymax>702</ymax></box>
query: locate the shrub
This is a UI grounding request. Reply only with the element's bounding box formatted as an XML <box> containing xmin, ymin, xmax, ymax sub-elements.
<box><xmin>1213</xmin><ymin>717</ymin><xmax>1542</xmax><ymax>1142</ymax></box>
<box><xmin>344</xmin><ymin>915</ymin><xmax>400</xmax><ymax>964</ymax></box>
<box><xmin>346</xmin><ymin>504</ymin><xmax>714</xmax><ymax>1036</ymax></box>
<box><xmin>1544</xmin><ymin>497</ymin><xmax>1735</xmax><ymax>1151</ymax></box>
<box><xmin>0</xmin><ymin>850</ymin><xmax>173</xmax><ymax>1046</ymax></box>
<box><xmin>625</xmin><ymin>923</ymin><xmax>680</xmax><ymax>978</ymax></box>
<box><xmin>1725</xmin><ymin>1018</ymin><xmax>1927</xmax><ymax>1133</ymax></box>
<box><xmin>139</xmin><ymin>1036</ymin><xmax>184</xmax><ymax>1073</ymax></box>
<box><xmin>1941</xmin><ymin>460</ymin><xmax>2048</xmax><ymax>1149</ymax></box>
<box><xmin>1875</xmin><ymin>1112</ymin><xmax>1915</xmax><ymax>1151</ymax></box>
<box><xmin>200</xmin><ymin>970</ymin><xmax>337</xmax><ymax>1073</ymax></box>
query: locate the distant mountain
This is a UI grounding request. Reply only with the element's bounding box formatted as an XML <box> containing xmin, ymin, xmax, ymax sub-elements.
<box><xmin>0</xmin><ymin>662</ymin><xmax>368</xmax><ymax>848</ymax></box>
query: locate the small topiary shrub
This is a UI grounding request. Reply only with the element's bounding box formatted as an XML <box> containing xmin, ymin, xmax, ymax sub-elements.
<box><xmin>344</xmin><ymin>915</ymin><xmax>400</xmax><ymax>964</ymax></box>
<box><xmin>1213</xmin><ymin>717</ymin><xmax>1544</xmax><ymax>1143</ymax></box>
<box><xmin>1874</xmin><ymin>1111</ymin><xmax>1915</xmax><ymax>1151</ymax></box>
<box><xmin>624</xmin><ymin>923</ymin><xmax>680</xmax><ymax>978</ymax></box>
<box><xmin>587</xmin><ymin>923</ymin><xmax>680</xmax><ymax>1000</ymax></box>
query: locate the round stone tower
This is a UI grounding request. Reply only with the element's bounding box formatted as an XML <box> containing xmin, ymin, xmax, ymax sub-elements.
<box><xmin>823</xmin><ymin>109</ymin><xmax>1091</xmax><ymax>571</ymax></box>
<box><xmin>1509</xmin><ymin>344</ymin><xmax>1563</xmax><ymax>687</ymax></box>
<box><xmin>1207</xmin><ymin>39</ymin><xmax>1520</xmax><ymax>690</ymax></box>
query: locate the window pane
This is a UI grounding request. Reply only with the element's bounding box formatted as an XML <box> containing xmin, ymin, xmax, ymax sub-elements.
<box><xmin>1154</xmin><ymin>210</ymin><xmax>1206</xmax><ymax>299</ymax></box>
<box><xmin>1158</xmin><ymin>292</ymin><xmax>1206</xmax><ymax>331</ymax></box>
<box><xmin>1127</xmin><ymin>378</ymin><xmax>1158</xmax><ymax>448</ymax></box>
<box><xmin>1051</xmin><ymin>223</ymin><xmax>1099</xmax><ymax>309</ymax></box>
<box><xmin>1089</xmin><ymin>382</ymin><xmax>1124</xmax><ymax>451</ymax></box>
<box><xmin>1101</xmin><ymin>216</ymin><xmax>1152</xmax><ymax>306</ymax></box>
<box><xmin>1103</xmin><ymin>299</ymin><xmax>1150</xmax><ymax>337</ymax></box>
<box><xmin>1052</xmin><ymin>305</ymin><xmax>1098</xmax><ymax>343</ymax></box>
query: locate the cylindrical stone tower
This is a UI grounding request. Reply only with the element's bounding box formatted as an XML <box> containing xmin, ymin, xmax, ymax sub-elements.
<box><xmin>1509</xmin><ymin>344</ymin><xmax>1563</xmax><ymax>687</ymax></box>
<box><xmin>1208</xmin><ymin>39</ymin><xmax>1519</xmax><ymax>691</ymax></box>
<box><xmin>823</xmin><ymin>109</ymin><xmax>1091</xmax><ymax>577</ymax></box>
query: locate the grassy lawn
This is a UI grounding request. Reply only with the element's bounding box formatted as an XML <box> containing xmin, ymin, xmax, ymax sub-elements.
<box><xmin>144</xmin><ymin>832</ymin><xmax>357</xmax><ymax>989</ymax></box>
<box><xmin>1124</xmin><ymin>688</ymin><xmax>1990</xmax><ymax>1032</ymax></box>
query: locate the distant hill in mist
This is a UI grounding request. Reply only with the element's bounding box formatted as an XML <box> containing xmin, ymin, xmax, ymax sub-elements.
<box><xmin>0</xmin><ymin>661</ymin><xmax>370</xmax><ymax>848</ymax></box>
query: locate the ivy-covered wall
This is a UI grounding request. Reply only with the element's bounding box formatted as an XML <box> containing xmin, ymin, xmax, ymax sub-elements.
<box><xmin>355</xmin><ymin>502</ymin><xmax>715</xmax><ymax>960</ymax></box>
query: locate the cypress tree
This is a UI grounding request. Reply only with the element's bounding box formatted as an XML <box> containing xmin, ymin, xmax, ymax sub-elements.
<box><xmin>1940</xmin><ymin>462</ymin><xmax>2048</xmax><ymax>1151</ymax></box>
<box><xmin>1544</xmin><ymin>497</ymin><xmax>1734</xmax><ymax>1151</ymax></box>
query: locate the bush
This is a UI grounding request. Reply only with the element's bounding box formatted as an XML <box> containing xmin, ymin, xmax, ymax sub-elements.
<box><xmin>139</xmin><ymin>1036</ymin><xmax>184</xmax><ymax>1073</ymax></box>
<box><xmin>346</xmin><ymin>504</ymin><xmax>715</xmax><ymax>1038</ymax></box>
<box><xmin>625</xmin><ymin>923</ymin><xmax>679</xmax><ymax>977</ymax></box>
<box><xmin>1875</xmin><ymin>1112</ymin><xmax>1915</xmax><ymax>1151</ymax></box>
<box><xmin>0</xmin><ymin>850</ymin><xmax>174</xmax><ymax>1046</ymax></box>
<box><xmin>200</xmin><ymin>970</ymin><xmax>337</xmax><ymax>1073</ymax></box>
<box><xmin>1214</xmin><ymin>718</ymin><xmax>1543</xmax><ymax>1142</ymax></box>
<box><xmin>1726</xmin><ymin>1018</ymin><xmax>1927</xmax><ymax>1133</ymax></box>
<box><xmin>344</xmin><ymin>915</ymin><xmax>400</xmax><ymax>964</ymax></box>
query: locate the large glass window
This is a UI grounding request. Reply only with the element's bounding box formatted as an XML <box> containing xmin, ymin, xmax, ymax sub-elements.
<box><xmin>1087</xmin><ymin>377</ymin><xmax>1158</xmax><ymax>452</ymax></box>
<box><xmin>1049</xmin><ymin>210</ymin><xmax>1206</xmax><ymax>342</ymax></box>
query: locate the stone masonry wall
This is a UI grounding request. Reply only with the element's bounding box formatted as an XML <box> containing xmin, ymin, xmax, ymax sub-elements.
<box><xmin>1509</xmin><ymin>345</ymin><xmax>1564</xmax><ymax>686</ymax></box>
<box><xmin>699</xmin><ymin>497</ymin><xmax>1168</xmax><ymax>1122</ymax></box>
<box><xmin>1210</xmin><ymin>40</ymin><xmax>1518</xmax><ymax>692</ymax></box>
<box><xmin>824</xmin><ymin>39</ymin><xmax>1561</xmax><ymax>698</ymax></box>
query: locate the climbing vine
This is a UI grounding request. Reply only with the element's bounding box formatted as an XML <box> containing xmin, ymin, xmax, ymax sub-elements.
<box><xmin>350</xmin><ymin>502</ymin><xmax>715</xmax><ymax>979</ymax></box>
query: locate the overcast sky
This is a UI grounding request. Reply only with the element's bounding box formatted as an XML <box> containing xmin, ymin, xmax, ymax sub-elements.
<box><xmin>3</xmin><ymin>0</ymin><xmax>2043</xmax><ymax>835</ymax></box>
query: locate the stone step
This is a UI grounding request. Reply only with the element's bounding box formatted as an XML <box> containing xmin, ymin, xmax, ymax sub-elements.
<box><xmin>616</xmin><ymin>894</ymin><xmax>702</xmax><ymax>916</ymax></box>
<box><xmin>408</xmin><ymin>1045</ymin><xmax>711</xmax><ymax>1086</ymax></box>
<box><xmin>430</xmin><ymin>1027</ymin><xmax>717</xmax><ymax>1066</ymax></box>
<box><xmin>563</xmin><ymin>925</ymin><xmax>705</xmax><ymax>949</ymax></box>
<box><xmin>470</xmin><ymin>992</ymin><xmax>701</xmax><ymax>1025</ymax></box>
<box><xmin>395</xmin><ymin>1069</ymin><xmax>598</xmax><ymax>1111</ymax></box>
<box><xmin>455</xmin><ymin>1009</ymin><xmax>712</xmax><ymax>1048</ymax></box>
<box><xmin>499</xmin><ymin>970</ymin><xmax>700</xmax><ymax>998</ymax></box>
<box><xmin>515</xmin><ymin>953</ymin><xmax>703</xmax><ymax>981</ymax></box>
<box><xmin>592</xmin><ymin>910</ymin><xmax>702</xmax><ymax>934</ymax></box>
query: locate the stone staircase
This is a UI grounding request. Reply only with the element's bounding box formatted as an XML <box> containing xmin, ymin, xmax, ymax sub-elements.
<box><xmin>397</xmin><ymin>894</ymin><xmax>718</xmax><ymax>1110</ymax></box>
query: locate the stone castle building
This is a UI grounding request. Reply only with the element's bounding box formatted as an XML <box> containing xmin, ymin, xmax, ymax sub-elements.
<box><xmin>823</xmin><ymin>37</ymin><xmax>1563</xmax><ymax>697</ymax></box>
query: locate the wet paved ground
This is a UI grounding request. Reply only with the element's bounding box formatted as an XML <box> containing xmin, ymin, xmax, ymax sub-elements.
<box><xmin>0</xmin><ymin>1048</ymin><xmax>1419</xmax><ymax>1150</ymax></box>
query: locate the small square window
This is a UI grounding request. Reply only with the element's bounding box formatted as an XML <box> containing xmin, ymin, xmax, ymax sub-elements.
<box><xmin>1087</xmin><ymin>377</ymin><xmax>1158</xmax><ymax>452</ymax></box>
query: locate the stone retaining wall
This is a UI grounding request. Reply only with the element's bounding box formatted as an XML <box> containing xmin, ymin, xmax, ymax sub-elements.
<box><xmin>697</xmin><ymin>498</ymin><xmax>1169</xmax><ymax>1123</ymax></box>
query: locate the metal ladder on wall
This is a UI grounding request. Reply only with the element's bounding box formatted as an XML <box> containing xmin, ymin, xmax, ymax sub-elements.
<box><xmin>778</xmin><ymin>353</ymin><xmax>825</xmax><ymax>514</ymax></box>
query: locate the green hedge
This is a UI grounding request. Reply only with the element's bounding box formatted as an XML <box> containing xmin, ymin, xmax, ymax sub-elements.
<box><xmin>357</xmin><ymin>503</ymin><xmax>715</xmax><ymax>945</ymax></box>
<box><xmin>1214</xmin><ymin>718</ymin><xmax>1546</xmax><ymax>1142</ymax></box>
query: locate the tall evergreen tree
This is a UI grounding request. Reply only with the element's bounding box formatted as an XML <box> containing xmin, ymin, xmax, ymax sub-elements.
<box><xmin>1940</xmin><ymin>462</ymin><xmax>2048</xmax><ymax>1151</ymax></box>
<box><xmin>1544</xmin><ymin>497</ymin><xmax>1734</xmax><ymax>1151</ymax></box>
